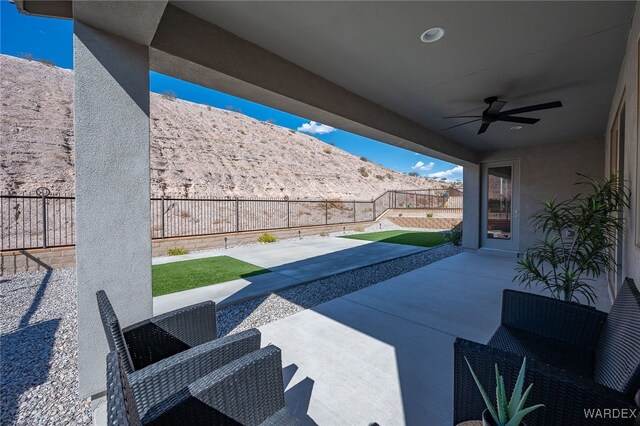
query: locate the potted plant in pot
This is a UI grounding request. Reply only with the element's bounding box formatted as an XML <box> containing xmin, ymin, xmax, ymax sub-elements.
<box><xmin>464</xmin><ymin>357</ymin><xmax>543</xmax><ymax>426</ymax></box>
<box><xmin>514</xmin><ymin>173</ymin><xmax>629</xmax><ymax>305</ymax></box>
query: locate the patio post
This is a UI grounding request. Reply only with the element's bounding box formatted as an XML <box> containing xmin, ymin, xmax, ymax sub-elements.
<box><xmin>73</xmin><ymin>22</ymin><xmax>152</xmax><ymax>397</ymax></box>
<box><xmin>462</xmin><ymin>164</ymin><xmax>481</xmax><ymax>250</ymax></box>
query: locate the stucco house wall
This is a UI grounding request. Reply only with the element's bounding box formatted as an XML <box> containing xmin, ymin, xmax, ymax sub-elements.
<box><xmin>479</xmin><ymin>136</ymin><xmax>605</xmax><ymax>254</ymax></box>
<box><xmin>605</xmin><ymin>1</ymin><xmax>640</xmax><ymax>291</ymax></box>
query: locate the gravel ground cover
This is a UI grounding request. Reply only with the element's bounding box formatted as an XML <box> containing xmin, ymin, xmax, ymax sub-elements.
<box><xmin>217</xmin><ymin>243</ymin><xmax>462</xmax><ymax>336</ymax></box>
<box><xmin>0</xmin><ymin>235</ymin><xmax>460</xmax><ymax>424</ymax></box>
<box><xmin>0</xmin><ymin>268</ymin><xmax>91</xmax><ymax>426</ymax></box>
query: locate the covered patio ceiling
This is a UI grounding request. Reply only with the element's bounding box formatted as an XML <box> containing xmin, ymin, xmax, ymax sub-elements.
<box><xmin>174</xmin><ymin>1</ymin><xmax>633</xmax><ymax>151</ymax></box>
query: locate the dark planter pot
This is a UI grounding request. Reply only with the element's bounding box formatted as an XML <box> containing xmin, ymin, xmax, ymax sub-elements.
<box><xmin>482</xmin><ymin>410</ymin><xmax>498</xmax><ymax>426</ymax></box>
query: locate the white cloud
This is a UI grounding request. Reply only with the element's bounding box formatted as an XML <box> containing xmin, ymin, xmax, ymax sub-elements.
<box><xmin>297</xmin><ymin>121</ymin><xmax>336</xmax><ymax>135</ymax></box>
<box><xmin>411</xmin><ymin>161</ymin><xmax>435</xmax><ymax>171</ymax></box>
<box><xmin>428</xmin><ymin>165</ymin><xmax>463</xmax><ymax>180</ymax></box>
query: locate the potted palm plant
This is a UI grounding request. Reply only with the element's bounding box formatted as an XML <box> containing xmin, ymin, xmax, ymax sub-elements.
<box><xmin>514</xmin><ymin>173</ymin><xmax>629</xmax><ymax>305</ymax></box>
<box><xmin>465</xmin><ymin>357</ymin><xmax>543</xmax><ymax>426</ymax></box>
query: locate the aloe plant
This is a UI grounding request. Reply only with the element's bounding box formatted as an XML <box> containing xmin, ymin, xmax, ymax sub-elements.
<box><xmin>465</xmin><ymin>357</ymin><xmax>543</xmax><ymax>426</ymax></box>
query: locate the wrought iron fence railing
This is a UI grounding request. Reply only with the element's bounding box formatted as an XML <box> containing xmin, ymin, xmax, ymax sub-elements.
<box><xmin>1</xmin><ymin>187</ymin><xmax>462</xmax><ymax>251</ymax></box>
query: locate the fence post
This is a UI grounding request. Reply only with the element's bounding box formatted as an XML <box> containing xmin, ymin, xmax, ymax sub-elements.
<box><xmin>373</xmin><ymin>199</ymin><xmax>376</xmax><ymax>220</ymax></box>
<box><xmin>286</xmin><ymin>198</ymin><xmax>290</xmax><ymax>228</ymax></box>
<box><xmin>235</xmin><ymin>198</ymin><xmax>240</xmax><ymax>232</ymax></box>
<box><xmin>353</xmin><ymin>201</ymin><xmax>356</xmax><ymax>222</ymax></box>
<box><xmin>36</xmin><ymin>187</ymin><xmax>50</xmax><ymax>248</ymax></box>
<box><xmin>161</xmin><ymin>197</ymin><xmax>165</xmax><ymax>238</ymax></box>
<box><xmin>325</xmin><ymin>200</ymin><xmax>328</xmax><ymax>225</ymax></box>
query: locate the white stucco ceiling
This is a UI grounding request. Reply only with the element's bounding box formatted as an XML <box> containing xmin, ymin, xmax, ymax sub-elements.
<box><xmin>172</xmin><ymin>1</ymin><xmax>634</xmax><ymax>151</ymax></box>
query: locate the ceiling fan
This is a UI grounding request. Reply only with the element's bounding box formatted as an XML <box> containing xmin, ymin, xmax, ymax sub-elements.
<box><xmin>440</xmin><ymin>96</ymin><xmax>562</xmax><ymax>135</ymax></box>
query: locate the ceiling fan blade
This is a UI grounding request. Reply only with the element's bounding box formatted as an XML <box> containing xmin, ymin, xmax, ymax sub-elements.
<box><xmin>486</xmin><ymin>100</ymin><xmax>507</xmax><ymax>115</ymax></box>
<box><xmin>478</xmin><ymin>122</ymin><xmax>490</xmax><ymax>134</ymax></box>
<box><xmin>496</xmin><ymin>116</ymin><xmax>540</xmax><ymax>125</ymax></box>
<box><xmin>439</xmin><ymin>118</ymin><xmax>482</xmax><ymax>132</ymax></box>
<box><xmin>500</xmin><ymin>101</ymin><xmax>562</xmax><ymax>116</ymax></box>
<box><xmin>442</xmin><ymin>115</ymin><xmax>482</xmax><ymax>119</ymax></box>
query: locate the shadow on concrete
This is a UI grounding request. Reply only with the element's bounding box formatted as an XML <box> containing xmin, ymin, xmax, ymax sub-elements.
<box><xmin>282</xmin><ymin>364</ymin><xmax>316</xmax><ymax>425</ymax></box>
<box><xmin>215</xmin><ymin>240</ymin><xmax>427</xmax><ymax>311</ymax></box>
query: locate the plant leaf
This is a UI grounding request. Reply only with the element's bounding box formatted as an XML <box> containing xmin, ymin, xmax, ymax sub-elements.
<box><xmin>505</xmin><ymin>404</ymin><xmax>544</xmax><ymax>426</ymax></box>
<box><xmin>507</xmin><ymin>358</ymin><xmax>526</xmax><ymax>418</ymax></box>
<box><xmin>465</xmin><ymin>357</ymin><xmax>499</xmax><ymax>424</ymax></box>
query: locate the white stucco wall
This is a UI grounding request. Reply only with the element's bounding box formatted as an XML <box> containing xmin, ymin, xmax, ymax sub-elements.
<box><xmin>74</xmin><ymin>22</ymin><xmax>152</xmax><ymax>397</ymax></box>
<box><xmin>605</xmin><ymin>1</ymin><xmax>640</xmax><ymax>290</ymax></box>
<box><xmin>479</xmin><ymin>136</ymin><xmax>605</xmax><ymax>254</ymax></box>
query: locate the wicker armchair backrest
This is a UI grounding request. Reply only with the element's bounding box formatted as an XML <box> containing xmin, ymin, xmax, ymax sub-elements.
<box><xmin>106</xmin><ymin>351</ymin><xmax>143</xmax><ymax>426</ymax></box>
<box><xmin>594</xmin><ymin>279</ymin><xmax>640</xmax><ymax>396</ymax></box>
<box><xmin>97</xmin><ymin>290</ymin><xmax>136</xmax><ymax>374</ymax></box>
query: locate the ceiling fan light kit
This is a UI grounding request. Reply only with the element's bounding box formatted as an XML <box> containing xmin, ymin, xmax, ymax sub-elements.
<box><xmin>441</xmin><ymin>96</ymin><xmax>563</xmax><ymax>134</ymax></box>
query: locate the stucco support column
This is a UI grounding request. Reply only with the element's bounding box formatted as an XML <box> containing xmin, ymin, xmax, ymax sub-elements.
<box><xmin>74</xmin><ymin>22</ymin><xmax>151</xmax><ymax>397</ymax></box>
<box><xmin>462</xmin><ymin>164</ymin><xmax>481</xmax><ymax>250</ymax></box>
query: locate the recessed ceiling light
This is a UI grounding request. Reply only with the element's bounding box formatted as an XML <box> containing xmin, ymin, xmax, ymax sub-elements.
<box><xmin>420</xmin><ymin>27</ymin><xmax>445</xmax><ymax>43</ymax></box>
<box><xmin>510</xmin><ymin>126</ymin><xmax>523</xmax><ymax>130</ymax></box>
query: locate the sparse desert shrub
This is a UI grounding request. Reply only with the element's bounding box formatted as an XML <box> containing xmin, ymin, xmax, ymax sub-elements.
<box><xmin>353</xmin><ymin>226</ymin><xmax>365</xmax><ymax>232</ymax></box>
<box><xmin>359</xmin><ymin>156</ymin><xmax>368</xmax><ymax>162</ymax></box>
<box><xmin>168</xmin><ymin>247</ymin><xmax>189</xmax><ymax>256</ymax></box>
<box><xmin>407</xmin><ymin>171</ymin><xmax>420</xmax><ymax>177</ymax></box>
<box><xmin>162</xmin><ymin>90</ymin><xmax>177</xmax><ymax>101</ymax></box>
<box><xmin>323</xmin><ymin>146</ymin><xmax>332</xmax><ymax>154</ymax></box>
<box><xmin>426</xmin><ymin>213</ymin><xmax>434</xmax><ymax>218</ymax></box>
<box><xmin>207</xmin><ymin>106</ymin><xmax>212</xmax><ymax>111</ymax></box>
<box><xmin>358</xmin><ymin>167</ymin><xmax>369</xmax><ymax>177</ymax></box>
<box><xmin>444</xmin><ymin>222</ymin><xmax>463</xmax><ymax>246</ymax></box>
<box><xmin>319</xmin><ymin>232</ymin><xmax>329</xmax><ymax>237</ymax></box>
<box><xmin>19</xmin><ymin>52</ymin><xmax>34</xmax><ymax>61</ymax></box>
<box><xmin>257</xmin><ymin>233</ymin><xmax>278</xmax><ymax>243</ymax></box>
<box><xmin>374</xmin><ymin>174</ymin><xmax>384</xmax><ymax>180</ymax></box>
<box><xmin>38</xmin><ymin>58</ymin><xmax>56</xmax><ymax>67</ymax></box>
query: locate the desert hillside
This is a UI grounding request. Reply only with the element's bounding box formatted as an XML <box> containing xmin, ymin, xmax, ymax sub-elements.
<box><xmin>0</xmin><ymin>54</ymin><xmax>445</xmax><ymax>199</ymax></box>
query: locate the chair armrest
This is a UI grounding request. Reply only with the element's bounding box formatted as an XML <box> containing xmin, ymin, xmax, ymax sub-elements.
<box><xmin>123</xmin><ymin>301</ymin><xmax>217</xmax><ymax>370</ymax></box>
<box><xmin>129</xmin><ymin>328</ymin><xmax>261</xmax><ymax>419</ymax></box>
<box><xmin>454</xmin><ymin>338</ymin><xmax>636</xmax><ymax>426</ymax></box>
<box><xmin>188</xmin><ymin>345</ymin><xmax>289</xmax><ymax>426</ymax></box>
<box><xmin>501</xmin><ymin>290</ymin><xmax>606</xmax><ymax>349</ymax></box>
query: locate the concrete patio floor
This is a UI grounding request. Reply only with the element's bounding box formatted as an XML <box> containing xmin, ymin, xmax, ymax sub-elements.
<box><xmin>153</xmin><ymin>237</ymin><xmax>429</xmax><ymax>314</ymax></box>
<box><xmin>262</xmin><ymin>251</ymin><xmax>612</xmax><ymax>425</ymax></box>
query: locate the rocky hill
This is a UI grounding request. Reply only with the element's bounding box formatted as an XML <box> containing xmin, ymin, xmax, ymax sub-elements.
<box><xmin>0</xmin><ymin>54</ymin><xmax>445</xmax><ymax>199</ymax></box>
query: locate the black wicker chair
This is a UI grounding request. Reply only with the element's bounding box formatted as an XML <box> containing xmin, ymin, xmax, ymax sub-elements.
<box><xmin>107</xmin><ymin>345</ymin><xmax>303</xmax><ymax>425</ymax></box>
<box><xmin>454</xmin><ymin>278</ymin><xmax>640</xmax><ymax>426</ymax></box>
<box><xmin>97</xmin><ymin>290</ymin><xmax>262</xmax><ymax>418</ymax></box>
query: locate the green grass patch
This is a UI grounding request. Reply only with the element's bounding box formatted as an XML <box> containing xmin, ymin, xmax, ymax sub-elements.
<box><xmin>152</xmin><ymin>256</ymin><xmax>269</xmax><ymax>297</ymax></box>
<box><xmin>341</xmin><ymin>230</ymin><xmax>446</xmax><ymax>248</ymax></box>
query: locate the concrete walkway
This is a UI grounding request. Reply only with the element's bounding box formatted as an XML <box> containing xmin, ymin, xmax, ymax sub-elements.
<box><xmin>153</xmin><ymin>237</ymin><xmax>429</xmax><ymax>314</ymax></box>
<box><xmin>260</xmin><ymin>252</ymin><xmax>612</xmax><ymax>425</ymax></box>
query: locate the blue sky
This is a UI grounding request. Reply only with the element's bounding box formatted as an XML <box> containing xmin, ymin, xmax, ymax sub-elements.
<box><xmin>0</xmin><ymin>1</ymin><xmax>461</xmax><ymax>180</ymax></box>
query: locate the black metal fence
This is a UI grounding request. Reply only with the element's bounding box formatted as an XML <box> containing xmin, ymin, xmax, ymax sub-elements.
<box><xmin>1</xmin><ymin>187</ymin><xmax>462</xmax><ymax>251</ymax></box>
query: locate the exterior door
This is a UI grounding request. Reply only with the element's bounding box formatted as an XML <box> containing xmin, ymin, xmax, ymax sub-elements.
<box><xmin>481</xmin><ymin>160</ymin><xmax>520</xmax><ymax>252</ymax></box>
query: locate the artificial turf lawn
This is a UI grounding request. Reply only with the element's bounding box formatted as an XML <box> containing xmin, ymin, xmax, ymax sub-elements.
<box><xmin>341</xmin><ymin>230</ymin><xmax>446</xmax><ymax>248</ymax></box>
<box><xmin>152</xmin><ymin>255</ymin><xmax>270</xmax><ymax>296</ymax></box>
